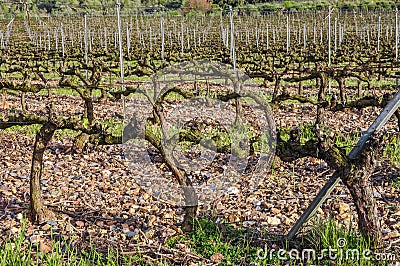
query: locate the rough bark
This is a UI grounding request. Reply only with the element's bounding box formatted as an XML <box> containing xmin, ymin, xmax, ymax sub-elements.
<box><xmin>272</xmin><ymin>93</ymin><xmax>318</xmax><ymax>105</ymax></box>
<box><xmin>272</xmin><ymin>75</ymin><xmax>281</xmax><ymax>100</ymax></box>
<box><xmin>21</xmin><ymin>92</ymin><xmax>27</xmax><ymax>113</ymax></box>
<box><xmin>338</xmin><ymin>77</ymin><xmax>346</xmax><ymax>103</ymax></box>
<box><xmin>315</xmin><ymin>73</ymin><xmax>327</xmax><ymax>126</ymax></box>
<box><xmin>145</xmin><ymin>117</ymin><xmax>198</xmax><ymax>231</ymax></box>
<box><xmin>341</xmin><ymin>135</ymin><xmax>383</xmax><ymax>246</ymax></box>
<box><xmin>357</xmin><ymin>80</ymin><xmax>362</xmax><ymax>98</ymax></box>
<box><xmin>74</xmin><ymin>132</ymin><xmax>90</xmax><ymax>153</ymax></box>
<box><xmin>182</xmin><ymin>186</ymin><xmax>198</xmax><ymax>232</ymax></box>
<box><xmin>298</xmin><ymin>81</ymin><xmax>303</xmax><ymax>96</ymax></box>
<box><xmin>100</xmin><ymin>88</ymin><xmax>107</xmax><ymax>102</ymax></box>
<box><xmin>83</xmin><ymin>97</ymin><xmax>94</xmax><ymax>124</ymax></box>
<box><xmin>30</xmin><ymin>122</ymin><xmax>57</xmax><ymax>223</ymax></box>
<box><xmin>330</xmin><ymin>96</ymin><xmax>380</xmax><ymax>112</ymax></box>
<box><xmin>315</xmin><ymin>76</ymin><xmax>320</xmax><ymax>89</ymax></box>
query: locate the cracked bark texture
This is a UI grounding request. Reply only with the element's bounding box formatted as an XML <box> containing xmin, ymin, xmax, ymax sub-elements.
<box><xmin>30</xmin><ymin>122</ymin><xmax>57</xmax><ymax>223</ymax></box>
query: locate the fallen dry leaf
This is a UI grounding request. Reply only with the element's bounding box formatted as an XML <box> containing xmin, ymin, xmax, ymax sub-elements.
<box><xmin>210</xmin><ymin>252</ymin><xmax>224</xmax><ymax>263</ymax></box>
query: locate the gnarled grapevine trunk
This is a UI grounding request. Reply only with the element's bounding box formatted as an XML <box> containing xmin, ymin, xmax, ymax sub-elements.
<box><xmin>73</xmin><ymin>132</ymin><xmax>90</xmax><ymax>153</ymax></box>
<box><xmin>272</xmin><ymin>75</ymin><xmax>281</xmax><ymax>100</ymax></box>
<box><xmin>182</xmin><ymin>186</ymin><xmax>198</xmax><ymax>232</ymax></box>
<box><xmin>298</xmin><ymin>81</ymin><xmax>303</xmax><ymax>96</ymax></box>
<box><xmin>278</xmin><ymin>128</ymin><xmax>383</xmax><ymax>244</ymax></box>
<box><xmin>357</xmin><ymin>80</ymin><xmax>362</xmax><ymax>98</ymax></box>
<box><xmin>21</xmin><ymin>92</ymin><xmax>27</xmax><ymax>113</ymax></box>
<box><xmin>337</xmin><ymin>76</ymin><xmax>346</xmax><ymax>103</ymax></box>
<box><xmin>83</xmin><ymin>97</ymin><xmax>94</xmax><ymax>124</ymax></box>
<box><xmin>341</xmin><ymin>136</ymin><xmax>383</xmax><ymax>246</ymax></box>
<box><xmin>145</xmin><ymin>120</ymin><xmax>198</xmax><ymax>232</ymax></box>
<box><xmin>315</xmin><ymin>73</ymin><xmax>327</xmax><ymax>125</ymax></box>
<box><xmin>100</xmin><ymin>88</ymin><xmax>107</xmax><ymax>102</ymax></box>
<box><xmin>344</xmin><ymin>172</ymin><xmax>382</xmax><ymax>246</ymax></box>
<box><xmin>30</xmin><ymin>122</ymin><xmax>57</xmax><ymax>223</ymax></box>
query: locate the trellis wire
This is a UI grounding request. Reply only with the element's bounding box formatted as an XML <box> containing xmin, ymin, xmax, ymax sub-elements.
<box><xmin>48</xmin><ymin>30</ymin><xmax>51</xmax><ymax>50</ymax></box>
<box><xmin>24</xmin><ymin>13</ymin><xmax>32</xmax><ymax>41</ymax></box>
<box><xmin>0</xmin><ymin>31</ymin><xmax>3</xmax><ymax>49</ymax></box>
<box><xmin>328</xmin><ymin>7</ymin><xmax>331</xmax><ymax>66</ymax></box>
<box><xmin>61</xmin><ymin>25</ymin><xmax>65</xmax><ymax>57</ymax></box>
<box><xmin>273</xmin><ymin>26</ymin><xmax>276</xmax><ymax>44</ymax></box>
<box><xmin>229</xmin><ymin>6</ymin><xmax>237</xmax><ymax>77</ymax></box>
<box><xmin>328</xmin><ymin>7</ymin><xmax>332</xmax><ymax>93</ymax></box>
<box><xmin>186</xmin><ymin>26</ymin><xmax>190</xmax><ymax>50</ymax></box>
<box><xmin>255</xmin><ymin>27</ymin><xmax>258</xmax><ymax>49</ymax></box>
<box><xmin>354</xmin><ymin>11</ymin><xmax>358</xmax><ymax>36</ymax></box>
<box><xmin>55</xmin><ymin>28</ymin><xmax>58</xmax><ymax>51</ymax></box>
<box><xmin>181</xmin><ymin>20</ymin><xmax>184</xmax><ymax>53</ymax></box>
<box><xmin>150</xmin><ymin>26</ymin><xmax>152</xmax><ymax>50</ymax></box>
<box><xmin>161</xmin><ymin>16</ymin><xmax>164</xmax><ymax>61</ymax></box>
<box><xmin>386</xmin><ymin>25</ymin><xmax>389</xmax><ymax>42</ymax></box>
<box><xmin>5</xmin><ymin>16</ymin><xmax>14</xmax><ymax>48</ymax></box>
<box><xmin>84</xmin><ymin>14</ymin><xmax>88</xmax><ymax>79</ymax></box>
<box><xmin>397</xmin><ymin>9</ymin><xmax>399</xmax><ymax>88</ymax></box>
<box><xmin>126</xmin><ymin>22</ymin><xmax>130</xmax><ymax>54</ymax></box>
<box><xmin>313</xmin><ymin>25</ymin><xmax>316</xmax><ymax>43</ymax></box>
<box><xmin>286</xmin><ymin>15</ymin><xmax>290</xmax><ymax>53</ymax></box>
<box><xmin>320</xmin><ymin>27</ymin><xmax>323</xmax><ymax>44</ymax></box>
<box><xmin>377</xmin><ymin>16</ymin><xmax>381</xmax><ymax>52</ymax></box>
<box><xmin>116</xmin><ymin>1</ymin><xmax>125</xmax><ymax>115</ymax></box>
<box><xmin>334</xmin><ymin>17</ymin><xmax>337</xmax><ymax>52</ymax></box>
<box><xmin>193</xmin><ymin>25</ymin><xmax>196</xmax><ymax>50</ymax></box>
<box><xmin>396</xmin><ymin>9</ymin><xmax>398</xmax><ymax>61</ymax></box>
<box><xmin>220</xmin><ymin>11</ymin><xmax>226</xmax><ymax>48</ymax></box>
<box><xmin>266</xmin><ymin>22</ymin><xmax>269</xmax><ymax>50</ymax></box>
<box><xmin>104</xmin><ymin>27</ymin><xmax>107</xmax><ymax>49</ymax></box>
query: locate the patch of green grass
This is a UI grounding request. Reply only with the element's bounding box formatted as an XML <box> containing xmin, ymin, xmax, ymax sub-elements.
<box><xmin>344</xmin><ymin>78</ymin><xmax>396</xmax><ymax>91</ymax></box>
<box><xmin>333</xmin><ymin>131</ymin><xmax>400</xmax><ymax>164</ymax></box>
<box><xmin>169</xmin><ymin>218</ymin><xmax>265</xmax><ymax>265</ymax></box>
<box><xmin>278</xmin><ymin>123</ymin><xmax>317</xmax><ymax>144</ymax></box>
<box><xmin>37</xmin><ymin>88</ymin><xmax>79</xmax><ymax>96</ymax></box>
<box><xmin>38</xmin><ymin>88</ymin><xmax>104</xmax><ymax>97</ymax></box>
<box><xmin>335</xmin><ymin>132</ymin><xmax>359</xmax><ymax>155</ymax></box>
<box><xmin>3</xmin><ymin>217</ymin><xmax>396</xmax><ymax>265</ymax></box>
<box><xmin>54</xmin><ymin>129</ymin><xmax>81</xmax><ymax>141</ymax></box>
<box><xmin>0</xmin><ymin>219</ymin><xmax>147</xmax><ymax>266</ymax></box>
<box><xmin>0</xmin><ymin>240</ymin><xmax>146</xmax><ymax>266</ymax></box>
<box><xmin>4</xmin><ymin>126</ymin><xmax>89</xmax><ymax>141</ymax></box>
<box><xmin>3</xmin><ymin>124</ymin><xmax>41</xmax><ymax>137</ymax></box>
<box><xmin>390</xmin><ymin>175</ymin><xmax>400</xmax><ymax>189</ymax></box>
<box><xmin>303</xmin><ymin>217</ymin><xmax>393</xmax><ymax>266</ymax></box>
<box><xmin>100</xmin><ymin>118</ymin><xmax>123</xmax><ymax>137</ymax></box>
<box><xmin>298</xmin><ymin>123</ymin><xmax>316</xmax><ymax>144</ymax></box>
<box><xmin>168</xmin><ymin>217</ymin><xmax>396</xmax><ymax>265</ymax></box>
<box><xmin>383</xmin><ymin>136</ymin><xmax>400</xmax><ymax>165</ymax></box>
<box><xmin>164</xmin><ymin>91</ymin><xmax>186</xmax><ymax>101</ymax></box>
<box><xmin>385</xmin><ymin>204</ymin><xmax>398</xmax><ymax>211</ymax></box>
